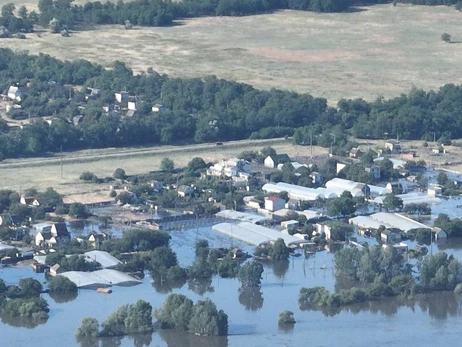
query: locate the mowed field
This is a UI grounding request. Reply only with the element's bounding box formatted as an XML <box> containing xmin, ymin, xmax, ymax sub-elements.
<box><xmin>0</xmin><ymin>139</ymin><xmax>328</xmax><ymax>195</ymax></box>
<box><xmin>3</xmin><ymin>4</ymin><xmax>462</xmax><ymax>101</ymax></box>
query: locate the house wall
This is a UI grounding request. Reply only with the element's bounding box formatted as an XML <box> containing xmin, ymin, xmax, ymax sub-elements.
<box><xmin>264</xmin><ymin>156</ymin><xmax>276</xmax><ymax>168</ymax></box>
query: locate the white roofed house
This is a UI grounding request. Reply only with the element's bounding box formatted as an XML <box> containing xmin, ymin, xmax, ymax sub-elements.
<box><xmin>264</xmin><ymin>196</ymin><xmax>285</xmax><ymax>212</ymax></box>
<box><xmin>178</xmin><ymin>185</ymin><xmax>194</xmax><ymax>197</ymax></box>
<box><xmin>7</xmin><ymin>86</ymin><xmax>22</xmax><ymax>102</ymax></box>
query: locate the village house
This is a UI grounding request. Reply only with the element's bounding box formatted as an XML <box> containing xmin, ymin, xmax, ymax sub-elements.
<box><xmin>386</xmin><ymin>182</ymin><xmax>404</xmax><ymax>195</ymax></box>
<box><xmin>385</xmin><ymin>141</ymin><xmax>402</xmax><ymax>154</ymax></box>
<box><xmin>349</xmin><ymin>147</ymin><xmax>364</xmax><ymax>159</ymax></box>
<box><xmin>264</xmin><ymin>154</ymin><xmax>291</xmax><ymax>169</ymax></box>
<box><xmin>72</xmin><ymin>115</ymin><xmax>84</xmax><ymax>126</ymax></box>
<box><xmin>20</xmin><ymin>196</ymin><xmax>43</xmax><ymax>207</ymax></box>
<box><xmin>115</xmin><ymin>91</ymin><xmax>129</xmax><ymax>103</ymax></box>
<box><xmin>7</xmin><ymin>86</ymin><xmax>22</xmax><ymax>102</ymax></box>
<box><xmin>380</xmin><ymin>229</ymin><xmax>402</xmax><ymax>243</ymax></box>
<box><xmin>336</xmin><ymin>162</ymin><xmax>349</xmax><ymax>174</ymax></box>
<box><xmin>433</xmin><ymin>227</ymin><xmax>447</xmax><ymax>240</ymax></box>
<box><xmin>264</xmin><ymin>196</ymin><xmax>285</xmax><ymax>212</ymax></box>
<box><xmin>281</xmin><ymin>220</ymin><xmax>299</xmax><ymax>231</ymax></box>
<box><xmin>178</xmin><ymin>185</ymin><xmax>194</xmax><ymax>197</ymax></box>
<box><xmin>207</xmin><ymin>158</ymin><xmax>252</xmax><ymax>178</ymax></box>
<box><xmin>427</xmin><ymin>184</ymin><xmax>443</xmax><ymax>197</ymax></box>
<box><xmin>34</xmin><ymin>222</ymin><xmax>70</xmax><ymax>247</ymax></box>
<box><xmin>85</xmin><ymin>88</ymin><xmax>101</xmax><ymax>100</ymax></box>
<box><xmin>310</xmin><ymin>172</ymin><xmax>324</xmax><ymax>185</ymax></box>
<box><xmin>0</xmin><ymin>214</ymin><xmax>22</xmax><ymax>227</ymax></box>
<box><xmin>88</xmin><ymin>232</ymin><xmax>110</xmax><ymax>248</ymax></box>
<box><xmin>365</xmin><ymin>165</ymin><xmax>381</xmax><ymax>180</ymax></box>
<box><xmin>152</xmin><ymin>104</ymin><xmax>165</xmax><ymax>113</ymax></box>
<box><xmin>49</xmin><ymin>264</ymin><xmax>66</xmax><ymax>276</ymax></box>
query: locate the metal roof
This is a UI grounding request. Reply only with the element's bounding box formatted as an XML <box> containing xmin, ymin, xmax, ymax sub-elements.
<box><xmin>212</xmin><ymin>222</ymin><xmax>304</xmax><ymax>247</ymax></box>
<box><xmin>60</xmin><ymin>269</ymin><xmax>141</xmax><ymax>289</ymax></box>
<box><xmin>216</xmin><ymin>210</ymin><xmax>268</xmax><ymax>224</ymax></box>
<box><xmin>83</xmin><ymin>251</ymin><xmax>121</xmax><ymax>269</ymax></box>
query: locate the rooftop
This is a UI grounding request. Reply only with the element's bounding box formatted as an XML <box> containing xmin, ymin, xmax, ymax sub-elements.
<box><xmin>60</xmin><ymin>269</ymin><xmax>141</xmax><ymax>289</ymax></box>
<box><xmin>216</xmin><ymin>210</ymin><xmax>268</xmax><ymax>224</ymax></box>
<box><xmin>212</xmin><ymin>222</ymin><xmax>307</xmax><ymax>247</ymax></box>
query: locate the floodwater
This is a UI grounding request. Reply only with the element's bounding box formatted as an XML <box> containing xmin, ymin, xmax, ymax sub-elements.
<box><xmin>2</xmin><ymin>223</ymin><xmax>462</xmax><ymax>347</ymax></box>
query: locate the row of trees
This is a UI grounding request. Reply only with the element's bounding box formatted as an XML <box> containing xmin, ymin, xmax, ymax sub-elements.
<box><xmin>299</xmin><ymin>247</ymin><xmax>462</xmax><ymax>311</ymax></box>
<box><xmin>33</xmin><ymin>0</ymin><xmax>356</xmax><ymax>32</ymax></box>
<box><xmin>4</xmin><ymin>50</ymin><xmax>462</xmax><ymax>159</ymax></box>
<box><xmin>155</xmin><ymin>294</ymin><xmax>228</xmax><ymax>336</ymax></box>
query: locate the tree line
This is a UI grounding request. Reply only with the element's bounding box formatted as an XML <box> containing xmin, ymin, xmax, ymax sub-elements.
<box><xmin>3</xmin><ymin>49</ymin><xmax>462</xmax><ymax>159</ymax></box>
<box><xmin>299</xmin><ymin>246</ymin><xmax>462</xmax><ymax>314</ymax></box>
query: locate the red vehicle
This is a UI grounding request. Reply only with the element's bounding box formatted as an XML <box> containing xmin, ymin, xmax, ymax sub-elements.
<box><xmin>215</xmin><ymin>142</ymin><xmax>224</xmax><ymax>146</ymax></box>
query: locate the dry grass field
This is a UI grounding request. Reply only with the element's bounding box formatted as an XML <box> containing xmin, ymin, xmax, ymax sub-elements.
<box><xmin>0</xmin><ymin>139</ymin><xmax>328</xmax><ymax>195</ymax></box>
<box><xmin>3</xmin><ymin>4</ymin><xmax>462</xmax><ymax>101</ymax></box>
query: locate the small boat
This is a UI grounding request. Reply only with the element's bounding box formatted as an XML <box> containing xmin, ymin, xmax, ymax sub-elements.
<box><xmin>97</xmin><ymin>287</ymin><xmax>113</xmax><ymax>294</ymax></box>
<box><xmin>290</xmin><ymin>253</ymin><xmax>302</xmax><ymax>258</ymax></box>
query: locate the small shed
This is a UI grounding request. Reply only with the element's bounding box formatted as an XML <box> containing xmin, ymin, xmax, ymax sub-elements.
<box><xmin>433</xmin><ymin>227</ymin><xmax>447</xmax><ymax>240</ymax></box>
<box><xmin>281</xmin><ymin>220</ymin><xmax>299</xmax><ymax>230</ymax></box>
<box><xmin>264</xmin><ymin>196</ymin><xmax>285</xmax><ymax>212</ymax></box>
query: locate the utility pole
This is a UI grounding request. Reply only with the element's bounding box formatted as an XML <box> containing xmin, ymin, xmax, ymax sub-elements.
<box><xmin>433</xmin><ymin>132</ymin><xmax>436</xmax><ymax>144</ymax></box>
<box><xmin>310</xmin><ymin>133</ymin><xmax>313</xmax><ymax>156</ymax></box>
<box><xmin>60</xmin><ymin>146</ymin><xmax>63</xmax><ymax>179</ymax></box>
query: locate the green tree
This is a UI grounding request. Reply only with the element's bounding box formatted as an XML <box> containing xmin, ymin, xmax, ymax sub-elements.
<box><xmin>437</xmin><ymin>171</ymin><xmax>448</xmax><ymax>185</ymax></box>
<box><xmin>269</xmin><ymin>238</ymin><xmax>289</xmax><ymax>261</ymax></box>
<box><xmin>441</xmin><ymin>33</ymin><xmax>451</xmax><ymax>43</ymax></box>
<box><xmin>188</xmin><ymin>299</ymin><xmax>228</xmax><ymax>336</ymax></box>
<box><xmin>48</xmin><ymin>275</ymin><xmax>77</xmax><ymax>293</ymax></box>
<box><xmin>327</xmin><ymin>195</ymin><xmax>356</xmax><ymax>217</ymax></box>
<box><xmin>18</xmin><ymin>278</ymin><xmax>43</xmax><ymax>297</ymax></box>
<box><xmin>76</xmin><ymin>317</ymin><xmax>100</xmax><ymax>337</ymax></box>
<box><xmin>1</xmin><ymin>3</ymin><xmax>15</xmax><ymax>17</ymax></box>
<box><xmin>382</xmin><ymin>194</ymin><xmax>403</xmax><ymax>211</ymax></box>
<box><xmin>161</xmin><ymin>158</ymin><xmax>174</xmax><ymax>172</ymax></box>
<box><xmin>154</xmin><ymin>294</ymin><xmax>194</xmax><ymax>330</ymax></box>
<box><xmin>113</xmin><ymin>168</ymin><xmax>126</xmax><ymax>179</ymax></box>
<box><xmin>238</xmin><ymin>261</ymin><xmax>264</xmax><ymax>288</ymax></box>
<box><xmin>278</xmin><ymin>310</ymin><xmax>296</xmax><ymax>325</ymax></box>
<box><xmin>69</xmin><ymin>202</ymin><xmax>89</xmax><ymax>218</ymax></box>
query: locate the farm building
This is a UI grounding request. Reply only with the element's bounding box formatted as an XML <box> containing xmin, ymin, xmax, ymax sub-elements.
<box><xmin>216</xmin><ymin>210</ymin><xmax>268</xmax><ymax>224</ymax></box>
<box><xmin>374</xmin><ymin>192</ymin><xmax>440</xmax><ymax>206</ymax></box>
<box><xmin>60</xmin><ymin>269</ymin><xmax>142</xmax><ymax>289</ymax></box>
<box><xmin>84</xmin><ymin>250</ymin><xmax>121</xmax><ymax>269</ymax></box>
<box><xmin>350</xmin><ymin>213</ymin><xmax>430</xmax><ymax>233</ymax></box>
<box><xmin>212</xmin><ymin>222</ymin><xmax>305</xmax><ymax>247</ymax></box>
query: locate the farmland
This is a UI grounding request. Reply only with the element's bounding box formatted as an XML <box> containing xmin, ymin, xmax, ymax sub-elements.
<box><xmin>2</xmin><ymin>4</ymin><xmax>462</xmax><ymax>101</ymax></box>
<box><xmin>0</xmin><ymin>138</ymin><xmax>328</xmax><ymax>195</ymax></box>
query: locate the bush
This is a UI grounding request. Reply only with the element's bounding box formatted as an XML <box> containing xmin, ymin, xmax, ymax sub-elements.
<box><xmin>48</xmin><ymin>276</ymin><xmax>77</xmax><ymax>293</ymax></box>
<box><xmin>113</xmin><ymin>168</ymin><xmax>126</xmax><ymax>179</ymax></box>
<box><xmin>79</xmin><ymin>171</ymin><xmax>97</xmax><ymax>181</ymax></box>
<box><xmin>278</xmin><ymin>310</ymin><xmax>296</xmax><ymax>325</ymax></box>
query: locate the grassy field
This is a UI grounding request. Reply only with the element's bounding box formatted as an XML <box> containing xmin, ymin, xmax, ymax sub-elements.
<box><xmin>3</xmin><ymin>4</ymin><xmax>462</xmax><ymax>101</ymax></box>
<box><xmin>0</xmin><ymin>139</ymin><xmax>328</xmax><ymax>195</ymax></box>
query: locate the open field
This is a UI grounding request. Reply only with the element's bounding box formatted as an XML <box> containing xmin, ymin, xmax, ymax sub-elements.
<box><xmin>3</xmin><ymin>4</ymin><xmax>462</xmax><ymax>101</ymax></box>
<box><xmin>0</xmin><ymin>138</ymin><xmax>328</xmax><ymax>195</ymax></box>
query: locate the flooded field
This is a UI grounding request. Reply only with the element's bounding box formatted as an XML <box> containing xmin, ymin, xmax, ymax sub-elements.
<box><xmin>2</xmin><ymin>221</ymin><xmax>462</xmax><ymax>347</ymax></box>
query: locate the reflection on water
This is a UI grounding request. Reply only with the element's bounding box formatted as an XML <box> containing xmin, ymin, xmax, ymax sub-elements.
<box><xmin>187</xmin><ymin>277</ymin><xmax>214</xmax><ymax>295</ymax></box>
<box><xmin>48</xmin><ymin>291</ymin><xmax>78</xmax><ymax>304</ymax></box>
<box><xmin>238</xmin><ymin>287</ymin><xmax>264</xmax><ymax>311</ymax></box>
<box><xmin>270</xmin><ymin>260</ymin><xmax>290</xmax><ymax>281</ymax></box>
<box><xmin>158</xmin><ymin>329</ymin><xmax>228</xmax><ymax>347</ymax></box>
<box><xmin>300</xmin><ymin>291</ymin><xmax>462</xmax><ymax>320</ymax></box>
<box><xmin>0</xmin><ymin>314</ymin><xmax>47</xmax><ymax>329</ymax></box>
<box><xmin>150</xmin><ymin>277</ymin><xmax>186</xmax><ymax>294</ymax></box>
